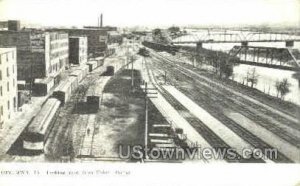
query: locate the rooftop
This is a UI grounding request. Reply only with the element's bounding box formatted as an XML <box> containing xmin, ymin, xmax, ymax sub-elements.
<box><xmin>0</xmin><ymin>47</ymin><xmax>16</xmax><ymax>54</ymax></box>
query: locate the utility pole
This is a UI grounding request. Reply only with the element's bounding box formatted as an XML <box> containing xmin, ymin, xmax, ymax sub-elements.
<box><xmin>131</xmin><ymin>56</ymin><xmax>134</xmax><ymax>88</ymax></box>
<box><xmin>164</xmin><ymin>70</ymin><xmax>167</xmax><ymax>84</ymax></box>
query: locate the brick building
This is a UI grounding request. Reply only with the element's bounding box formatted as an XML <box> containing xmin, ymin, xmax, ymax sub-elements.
<box><xmin>50</xmin><ymin>28</ymin><xmax>109</xmax><ymax>58</ymax></box>
<box><xmin>0</xmin><ymin>30</ymin><xmax>69</xmax><ymax>83</ymax></box>
<box><xmin>0</xmin><ymin>48</ymin><xmax>18</xmax><ymax>127</ymax></box>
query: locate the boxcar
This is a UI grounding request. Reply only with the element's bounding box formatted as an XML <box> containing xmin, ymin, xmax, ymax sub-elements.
<box><xmin>52</xmin><ymin>80</ymin><xmax>72</xmax><ymax>104</ymax></box>
<box><xmin>106</xmin><ymin>66</ymin><xmax>115</xmax><ymax>76</ymax></box>
<box><xmin>23</xmin><ymin>98</ymin><xmax>61</xmax><ymax>151</ymax></box>
<box><xmin>68</xmin><ymin>76</ymin><xmax>79</xmax><ymax>92</ymax></box>
<box><xmin>86</xmin><ymin>77</ymin><xmax>110</xmax><ymax>110</ymax></box>
<box><xmin>33</xmin><ymin>77</ymin><xmax>55</xmax><ymax>96</ymax></box>
<box><xmin>70</xmin><ymin>69</ymin><xmax>84</xmax><ymax>82</ymax></box>
<box><xmin>86</xmin><ymin>60</ymin><xmax>98</xmax><ymax>72</ymax></box>
<box><xmin>94</xmin><ymin>56</ymin><xmax>104</xmax><ymax>67</ymax></box>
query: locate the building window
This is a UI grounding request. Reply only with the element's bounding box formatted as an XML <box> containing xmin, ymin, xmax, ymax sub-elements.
<box><xmin>6</xmin><ymin>67</ymin><xmax>9</xmax><ymax>77</ymax></box>
<box><xmin>0</xmin><ymin>86</ymin><xmax>2</xmax><ymax>96</ymax></box>
<box><xmin>7</xmin><ymin>100</ymin><xmax>10</xmax><ymax>110</ymax></box>
<box><xmin>0</xmin><ymin>70</ymin><xmax>2</xmax><ymax>80</ymax></box>
<box><xmin>7</xmin><ymin>82</ymin><xmax>9</xmax><ymax>92</ymax></box>
<box><xmin>13</xmin><ymin>97</ymin><xmax>16</xmax><ymax>109</ymax></box>
<box><xmin>0</xmin><ymin>105</ymin><xmax>3</xmax><ymax>116</ymax></box>
<box><xmin>12</xmin><ymin>65</ymin><xmax>14</xmax><ymax>74</ymax></box>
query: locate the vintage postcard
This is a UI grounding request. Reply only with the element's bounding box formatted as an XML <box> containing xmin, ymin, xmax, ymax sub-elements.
<box><xmin>0</xmin><ymin>0</ymin><xmax>300</xmax><ymax>185</ymax></box>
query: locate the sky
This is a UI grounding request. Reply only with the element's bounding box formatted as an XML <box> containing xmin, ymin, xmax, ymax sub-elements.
<box><xmin>0</xmin><ymin>0</ymin><xmax>299</xmax><ymax>27</ymax></box>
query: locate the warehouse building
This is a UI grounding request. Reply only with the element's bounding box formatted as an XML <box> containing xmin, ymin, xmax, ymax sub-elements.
<box><xmin>0</xmin><ymin>29</ymin><xmax>69</xmax><ymax>84</ymax></box>
<box><xmin>50</xmin><ymin>28</ymin><xmax>109</xmax><ymax>58</ymax></box>
<box><xmin>0</xmin><ymin>48</ymin><xmax>18</xmax><ymax>128</ymax></box>
<box><xmin>69</xmin><ymin>36</ymin><xmax>88</xmax><ymax>65</ymax></box>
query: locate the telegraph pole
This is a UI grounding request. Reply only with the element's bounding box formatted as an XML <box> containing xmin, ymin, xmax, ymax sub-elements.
<box><xmin>164</xmin><ymin>71</ymin><xmax>167</xmax><ymax>84</ymax></box>
<box><xmin>131</xmin><ymin>56</ymin><xmax>134</xmax><ymax>88</ymax></box>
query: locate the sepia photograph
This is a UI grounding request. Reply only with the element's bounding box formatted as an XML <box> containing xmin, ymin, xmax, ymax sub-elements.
<box><xmin>0</xmin><ymin>0</ymin><xmax>300</xmax><ymax>185</ymax></box>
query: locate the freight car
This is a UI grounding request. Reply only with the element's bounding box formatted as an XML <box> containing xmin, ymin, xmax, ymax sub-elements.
<box><xmin>33</xmin><ymin>77</ymin><xmax>55</xmax><ymax>96</ymax></box>
<box><xmin>23</xmin><ymin>98</ymin><xmax>61</xmax><ymax>152</ymax></box>
<box><xmin>142</xmin><ymin>41</ymin><xmax>178</xmax><ymax>55</ymax></box>
<box><xmin>52</xmin><ymin>80</ymin><xmax>73</xmax><ymax>104</ymax></box>
<box><xmin>70</xmin><ymin>69</ymin><xmax>84</xmax><ymax>83</ymax></box>
<box><xmin>72</xmin><ymin>65</ymin><xmax>89</xmax><ymax>79</ymax></box>
<box><xmin>94</xmin><ymin>56</ymin><xmax>105</xmax><ymax>67</ymax></box>
<box><xmin>86</xmin><ymin>77</ymin><xmax>111</xmax><ymax>111</ymax></box>
<box><xmin>68</xmin><ymin>76</ymin><xmax>79</xmax><ymax>91</ymax></box>
<box><xmin>106</xmin><ymin>66</ymin><xmax>115</xmax><ymax>76</ymax></box>
<box><xmin>86</xmin><ymin>60</ymin><xmax>98</xmax><ymax>72</ymax></box>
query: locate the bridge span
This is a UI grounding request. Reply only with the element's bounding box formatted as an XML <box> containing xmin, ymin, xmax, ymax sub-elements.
<box><xmin>172</xmin><ymin>32</ymin><xmax>300</xmax><ymax>47</ymax></box>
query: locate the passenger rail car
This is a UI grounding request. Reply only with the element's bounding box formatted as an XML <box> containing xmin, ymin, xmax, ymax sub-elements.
<box><xmin>23</xmin><ymin>98</ymin><xmax>61</xmax><ymax>151</ymax></box>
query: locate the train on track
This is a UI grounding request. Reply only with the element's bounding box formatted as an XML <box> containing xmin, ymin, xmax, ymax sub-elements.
<box><xmin>23</xmin><ymin>98</ymin><xmax>61</xmax><ymax>151</ymax></box>
<box><xmin>85</xmin><ymin>77</ymin><xmax>111</xmax><ymax>111</ymax></box>
<box><xmin>142</xmin><ymin>41</ymin><xmax>179</xmax><ymax>55</ymax></box>
<box><xmin>22</xmin><ymin>57</ymin><xmax>106</xmax><ymax>153</ymax></box>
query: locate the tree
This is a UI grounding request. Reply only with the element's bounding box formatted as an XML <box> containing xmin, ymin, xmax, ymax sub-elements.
<box><xmin>153</xmin><ymin>28</ymin><xmax>162</xmax><ymax>36</ymax></box>
<box><xmin>219</xmin><ymin>61</ymin><xmax>233</xmax><ymax>79</ymax></box>
<box><xmin>275</xmin><ymin>78</ymin><xmax>291</xmax><ymax>100</ymax></box>
<box><xmin>246</xmin><ymin>68</ymin><xmax>259</xmax><ymax>88</ymax></box>
<box><xmin>168</xmin><ymin>26</ymin><xmax>180</xmax><ymax>33</ymax></box>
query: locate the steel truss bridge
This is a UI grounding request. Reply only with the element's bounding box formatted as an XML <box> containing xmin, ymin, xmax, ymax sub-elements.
<box><xmin>172</xmin><ymin>32</ymin><xmax>300</xmax><ymax>45</ymax></box>
<box><xmin>228</xmin><ymin>46</ymin><xmax>300</xmax><ymax>71</ymax></box>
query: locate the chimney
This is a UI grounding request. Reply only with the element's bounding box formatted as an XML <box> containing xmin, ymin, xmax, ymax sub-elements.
<box><xmin>100</xmin><ymin>13</ymin><xmax>103</xmax><ymax>28</ymax></box>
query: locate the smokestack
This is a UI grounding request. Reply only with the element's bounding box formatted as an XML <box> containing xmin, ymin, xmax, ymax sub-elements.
<box><xmin>100</xmin><ymin>13</ymin><xmax>103</xmax><ymax>28</ymax></box>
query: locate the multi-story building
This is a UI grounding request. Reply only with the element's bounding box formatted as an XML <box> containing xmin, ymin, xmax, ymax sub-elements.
<box><xmin>69</xmin><ymin>36</ymin><xmax>88</xmax><ymax>65</ymax></box>
<box><xmin>0</xmin><ymin>30</ymin><xmax>69</xmax><ymax>83</ymax></box>
<box><xmin>50</xmin><ymin>28</ymin><xmax>109</xmax><ymax>58</ymax></box>
<box><xmin>0</xmin><ymin>48</ymin><xmax>18</xmax><ymax>127</ymax></box>
<box><xmin>0</xmin><ymin>21</ymin><xmax>8</xmax><ymax>31</ymax></box>
<box><xmin>7</xmin><ymin>20</ymin><xmax>21</xmax><ymax>31</ymax></box>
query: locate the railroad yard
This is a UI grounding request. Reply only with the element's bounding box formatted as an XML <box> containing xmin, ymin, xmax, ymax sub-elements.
<box><xmin>1</xmin><ymin>38</ymin><xmax>300</xmax><ymax>163</ymax></box>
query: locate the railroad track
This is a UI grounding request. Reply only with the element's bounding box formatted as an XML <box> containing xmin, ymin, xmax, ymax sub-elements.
<box><xmin>152</xmin><ymin>53</ymin><xmax>300</xmax><ymax>134</ymax></box>
<box><xmin>148</xmin><ymin>53</ymin><xmax>293</xmax><ymax>163</ymax></box>
<box><xmin>154</xmin><ymin>53</ymin><xmax>300</xmax><ymax>130</ymax></box>
<box><xmin>168</xmin><ymin>53</ymin><xmax>300</xmax><ymax>119</ymax></box>
<box><xmin>44</xmin><ymin>69</ymin><xmax>105</xmax><ymax>160</ymax></box>
<box><xmin>144</xmin><ymin>58</ymin><xmax>245</xmax><ymax>163</ymax></box>
<box><xmin>168</xmin><ymin>68</ymin><xmax>300</xmax><ymax>148</ymax></box>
